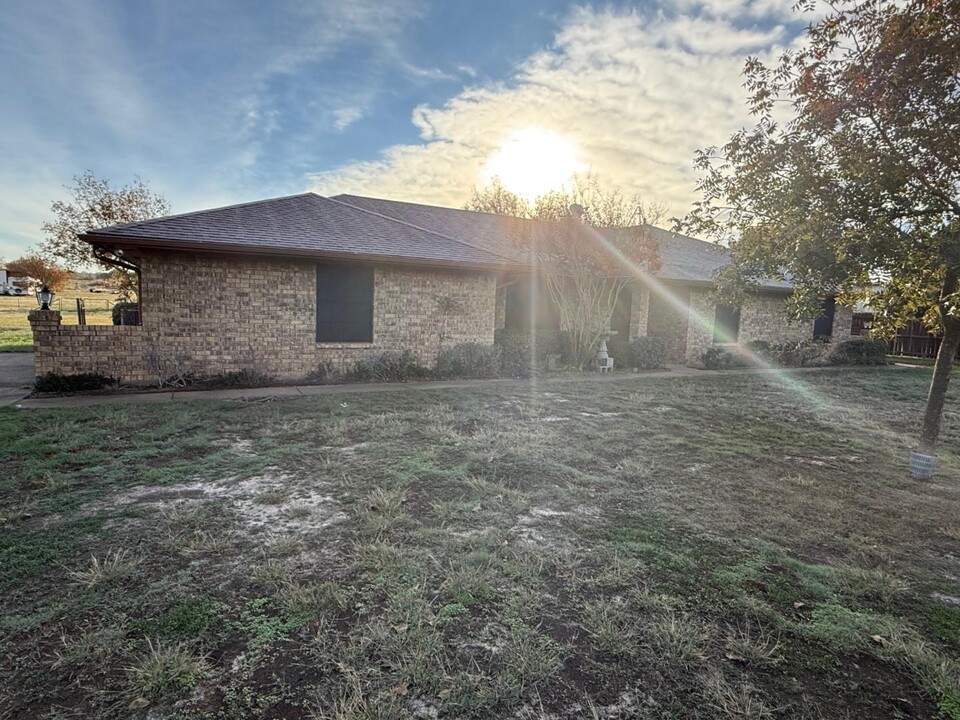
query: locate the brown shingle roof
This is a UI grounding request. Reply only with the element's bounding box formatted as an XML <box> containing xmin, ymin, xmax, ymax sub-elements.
<box><xmin>333</xmin><ymin>194</ymin><xmax>791</xmax><ymax>288</ymax></box>
<box><xmin>84</xmin><ymin>191</ymin><xmax>790</xmax><ymax>288</ymax></box>
<box><xmin>82</xmin><ymin>193</ymin><xmax>515</xmax><ymax>270</ymax></box>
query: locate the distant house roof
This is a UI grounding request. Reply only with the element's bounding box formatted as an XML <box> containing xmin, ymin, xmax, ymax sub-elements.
<box><xmin>83</xmin><ymin>191</ymin><xmax>790</xmax><ymax>288</ymax></box>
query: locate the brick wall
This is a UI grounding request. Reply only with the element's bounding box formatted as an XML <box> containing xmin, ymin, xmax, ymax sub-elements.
<box><xmin>635</xmin><ymin>283</ymin><xmax>854</xmax><ymax>367</ymax></box>
<box><xmin>29</xmin><ymin>310</ymin><xmax>144</xmax><ymax>380</ymax></box>
<box><xmin>32</xmin><ymin>250</ymin><xmax>497</xmax><ymax>382</ymax></box>
<box><xmin>832</xmin><ymin>305</ymin><xmax>854</xmax><ymax>343</ymax></box>
<box><xmin>738</xmin><ymin>293</ymin><xmax>814</xmax><ymax>346</ymax></box>
<box><xmin>684</xmin><ymin>288</ymin><xmax>717</xmax><ymax>365</ymax></box>
<box><xmin>646</xmin><ymin>285</ymin><xmax>690</xmax><ymax>362</ymax></box>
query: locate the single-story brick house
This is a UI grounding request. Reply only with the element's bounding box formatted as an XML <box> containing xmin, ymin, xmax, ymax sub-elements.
<box><xmin>29</xmin><ymin>192</ymin><xmax>852</xmax><ymax>382</ymax></box>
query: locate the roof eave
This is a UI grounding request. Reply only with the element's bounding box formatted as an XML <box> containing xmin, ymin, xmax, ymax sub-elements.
<box><xmin>80</xmin><ymin>233</ymin><xmax>521</xmax><ymax>274</ymax></box>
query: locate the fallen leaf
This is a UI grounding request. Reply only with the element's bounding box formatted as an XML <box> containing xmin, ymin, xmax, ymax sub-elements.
<box><xmin>128</xmin><ymin>697</ymin><xmax>150</xmax><ymax>709</ymax></box>
<box><xmin>393</xmin><ymin>682</ymin><xmax>408</xmax><ymax>696</ymax></box>
<box><xmin>393</xmin><ymin>623</ymin><xmax>408</xmax><ymax>633</ymax></box>
<box><xmin>438</xmin><ymin>689</ymin><xmax>451</xmax><ymax>700</ymax></box>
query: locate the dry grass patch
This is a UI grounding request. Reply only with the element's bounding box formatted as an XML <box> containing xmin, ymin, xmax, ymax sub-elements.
<box><xmin>68</xmin><ymin>550</ymin><xmax>138</xmax><ymax>588</ymax></box>
<box><xmin>126</xmin><ymin>639</ymin><xmax>207</xmax><ymax>699</ymax></box>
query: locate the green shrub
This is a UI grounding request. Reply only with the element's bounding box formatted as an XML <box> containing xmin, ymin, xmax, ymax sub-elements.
<box><xmin>607</xmin><ymin>336</ymin><xmax>667</xmax><ymax>370</ymax></box>
<box><xmin>702</xmin><ymin>346</ymin><xmax>734</xmax><ymax>370</ymax></box>
<box><xmin>629</xmin><ymin>336</ymin><xmax>667</xmax><ymax>370</ymax></box>
<box><xmin>494</xmin><ymin>328</ymin><xmax>571</xmax><ymax>377</ymax></box>
<box><xmin>747</xmin><ymin>339</ymin><xmax>827</xmax><ymax>367</ymax></box>
<box><xmin>204</xmin><ymin>367</ymin><xmax>273</xmax><ymax>388</ymax></box>
<box><xmin>605</xmin><ymin>337</ymin><xmax>630</xmax><ymax>367</ymax></box>
<box><xmin>350</xmin><ymin>350</ymin><xmax>427</xmax><ymax>382</ymax></box>
<box><xmin>829</xmin><ymin>338</ymin><xmax>888</xmax><ymax>365</ymax></box>
<box><xmin>111</xmin><ymin>302</ymin><xmax>140</xmax><ymax>325</ymax></box>
<box><xmin>435</xmin><ymin>343</ymin><xmax>500</xmax><ymax>379</ymax></box>
<box><xmin>34</xmin><ymin>372</ymin><xmax>115</xmax><ymax>393</ymax></box>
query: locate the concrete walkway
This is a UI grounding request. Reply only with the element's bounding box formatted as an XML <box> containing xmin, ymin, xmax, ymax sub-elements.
<box><xmin>0</xmin><ymin>353</ymin><xmax>34</xmax><ymax>407</ymax></box>
<box><xmin>13</xmin><ymin>363</ymin><xmax>908</xmax><ymax>410</ymax></box>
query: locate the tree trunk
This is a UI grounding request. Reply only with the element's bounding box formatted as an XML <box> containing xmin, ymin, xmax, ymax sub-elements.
<box><xmin>919</xmin><ymin>272</ymin><xmax>960</xmax><ymax>452</ymax></box>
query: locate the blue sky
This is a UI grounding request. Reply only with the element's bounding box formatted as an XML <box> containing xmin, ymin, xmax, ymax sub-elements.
<box><xmin>0</xmin><ymin>0</ymin><xmax>806</xmax><ymax>260</ymax></box>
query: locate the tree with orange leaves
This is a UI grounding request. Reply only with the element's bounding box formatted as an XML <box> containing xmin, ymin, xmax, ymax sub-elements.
<box><xmin>6</xmin><ymin>255</ymin><xmax>70</xmax><ymax>292</ymax></box>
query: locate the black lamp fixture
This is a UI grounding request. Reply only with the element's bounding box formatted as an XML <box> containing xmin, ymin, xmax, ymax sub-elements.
<box><xmin>36</xmin><ymin>285</ymin><xmax>55</xmax><ymax>310</ymax></box>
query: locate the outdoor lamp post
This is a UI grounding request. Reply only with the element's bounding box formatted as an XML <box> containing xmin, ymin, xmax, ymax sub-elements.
<box><xmin>36</xmin><ymin>285</ymin><xmax>55</xmax><ymax>310</ymax></box>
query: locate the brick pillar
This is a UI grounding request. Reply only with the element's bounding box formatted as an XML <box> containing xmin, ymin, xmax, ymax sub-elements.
<box><xmin>832</xmin><ymin>304</ymin><xmax>854</xmax><ymax>344</ymax></box>
<box><xmin>28</xmin><ymin>308</ymin><xmax>61</xmax><ymax>332</ymax></box>
<box><xmin>629</xmin><ymin>283</ymin><xmax>650</xmax><ymax>340</ymax></box>
<box><xmin>685</xmin><ymin>290</ymin><xmax>716</xmax><ymax>366</ymax></box>
<box><xmin>28</xmin><ymin>309</ymin><xmax>61</xmax><ymax>377</ymax></box>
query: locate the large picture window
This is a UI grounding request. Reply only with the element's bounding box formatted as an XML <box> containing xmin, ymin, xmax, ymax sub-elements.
<box><xmin>316</xmin><ymin>264</ymin><xmax>374</xmax><ymax>342</ymax></box>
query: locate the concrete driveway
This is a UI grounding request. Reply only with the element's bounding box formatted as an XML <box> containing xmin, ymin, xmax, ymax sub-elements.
<box><xmin>0</xmin><ymin>353</ymin><xmax>34</xmax><ymax>406</ymax></box>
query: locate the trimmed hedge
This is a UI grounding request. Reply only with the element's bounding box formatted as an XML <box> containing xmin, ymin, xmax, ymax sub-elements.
<box><xmin>829</xmin><ymin>338</ymin><xmax>888</xmax><ymax>365</ymax></box>
<box><xmin>34</xmin><ymin>372</ymin><xmax>115</xmax><ymax>393</ymax></box>
<box><xmin>435</xmin><ymin>343</ymin><xmax>500</xmax><ymax>379</ymax></box>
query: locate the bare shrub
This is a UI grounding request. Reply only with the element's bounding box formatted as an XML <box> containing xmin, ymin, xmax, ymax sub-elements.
<box><xmin>143</xmin><ymin>344</ymin><xmax>191</xmax><ymax>387</ymax></box>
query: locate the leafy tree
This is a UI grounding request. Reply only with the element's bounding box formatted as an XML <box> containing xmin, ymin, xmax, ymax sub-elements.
<box><xmin>680</xmin><ymin>0</ymin><xmax>960</xmax><ymax>452</ymax></box>
<box><xmin>468</xmin><ymin>173</ymin><xmax>661</xmax><ymax>368</ymax></box>
<box><xmin>106</xmin><ymin>268</ymin><xmax>139</xmax><ymax>301</ymax></box>
<box><xmin>6</xmin><ymin>255</ymin><xmax>70</xmax><ymax>292</ymax></box>
<box><xmin>41</xmin><ymin>171</ymin><xmax>170</xmax><ymax>269</ymax></box>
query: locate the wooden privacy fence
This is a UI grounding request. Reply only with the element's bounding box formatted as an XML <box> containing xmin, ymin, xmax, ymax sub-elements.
<box><xmin>852</xmin><ymin>314</ymin><xmax>959</xmax><ymax>358</ymax></box>
<box><xmin>887</xmin><ymin>319</ymin><xmax>960</xmax><ymax>359</ymax></box>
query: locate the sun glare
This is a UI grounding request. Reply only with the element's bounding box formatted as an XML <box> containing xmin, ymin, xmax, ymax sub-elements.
<box><xmin>482</xmin><ymin>127</ymin><xmax>583</xmax><ymax>200</ymax></box>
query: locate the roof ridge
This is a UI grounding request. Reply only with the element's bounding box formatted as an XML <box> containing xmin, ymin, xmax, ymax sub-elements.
<box><xmin>333</xmin><ymin>193</ymin><xmax>534</xmax><ymax>223</ymax></box>
<box><xmin>643</xmin><ymin>223</ymin><xmax>729</xmax><ymax>254</ymax></box>
<box><xmin>334</xmin><ymin>194</ymin><xmax>719</xmax><ymax>249</ymax></box>
<box><xmin>326</xmin><ymin>195</ymin><xmax>521</xmax><ymax>264</ymax></box>
<box><xmin>89</xmin><ymin>192</ymin><xmax>321</xmax><ymax>234</ymax></box>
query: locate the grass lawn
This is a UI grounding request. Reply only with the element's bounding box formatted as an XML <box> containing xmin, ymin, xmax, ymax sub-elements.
<box><xmin>892</xmin><ymin>355</ymin><xmax>960</xmax><ymax>376</ymax></box>
<box><xmin>1</xmin><ymin>369</ymin><xmax>959</xmax><ymax>719</ymax></box>
<box><xmin>0</xmin><ymin>283</ymin><xmax>117</xmax><ymax>352</ymax></box>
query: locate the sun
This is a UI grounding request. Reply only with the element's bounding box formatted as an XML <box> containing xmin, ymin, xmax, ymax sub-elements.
<box><xmin>481</xmin><ymin>127</ymin><xmax>583</xmax><ymax>200</ymax></box>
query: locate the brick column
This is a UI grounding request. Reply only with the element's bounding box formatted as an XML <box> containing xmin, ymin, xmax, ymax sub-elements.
<box><xmin>629</xmin><ymin>283</ymin><xmax>650</xmax><ymax>340</ymax></box>
<box><xmin>28</xmin><ymin>308</ymin><xmax>61</xmax><ymax>333</ymax></box>
<box><xmin>28</xmin><ymin>309</ymin><xmax>62</xmax><ymax>377</ymax></box>
<box><xmin>832</xmin><ymin>304</ymin><xmax>854</xmax><ymax>344</ymax></box>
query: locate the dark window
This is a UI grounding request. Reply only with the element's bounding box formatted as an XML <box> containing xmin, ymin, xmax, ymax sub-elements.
<box><xmin>610</xmin><ymin>288</ymin><xmax>633</xmax><ymax>340</ymax></box>
<box><xmin>316</xmin><ymin>264</ymin><xmax>373</xmax><ymax>342</ymax></box>
<box><xmin>504</xmin><ymin>274</ymin><xmax>560</xmax><ymax>330</ymax></box>
<box><xmin>813</xmin><ymin>297</ymin><xmax>836</xmax><ymax>339</ymax></box>
<box><xmin>713</xmin><ymin>303</ymin><xmax>740</xmax><ymax>343</ymax></box>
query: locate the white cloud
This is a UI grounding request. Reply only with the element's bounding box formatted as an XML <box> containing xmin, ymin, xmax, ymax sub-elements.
<box><xmin>332</xmin><ymin>106</ymin><xmax>365</xmax><ymax>131</ymax></box>
<box><xmin>308</xmin><ymin>6</ymin><xmax>798</xmax><ymax>220</ymax></box>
